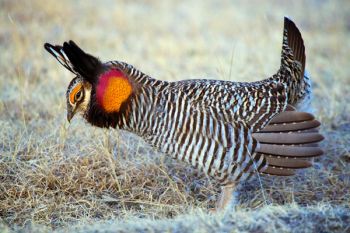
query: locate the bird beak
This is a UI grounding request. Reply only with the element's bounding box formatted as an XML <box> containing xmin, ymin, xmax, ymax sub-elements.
<box><xmin>67</xmin><ymin>109</ymin><xmax>75</xmax><ymax>123</ymax></box>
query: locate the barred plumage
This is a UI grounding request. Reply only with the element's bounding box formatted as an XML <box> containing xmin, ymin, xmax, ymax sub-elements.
<box><xmin>44</xmin><ymin>17</ymin><xmax>324</xmax><ymax>210</ymax></box>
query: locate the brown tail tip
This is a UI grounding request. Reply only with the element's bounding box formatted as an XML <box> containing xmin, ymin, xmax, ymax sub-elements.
<box><xmin>283</xmin><ymin>17</ymin><xmax>306</xmax><ymax>76</ymax></box>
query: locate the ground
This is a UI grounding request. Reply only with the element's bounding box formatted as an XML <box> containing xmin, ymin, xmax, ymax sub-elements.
<box><xmin>0</xmin><ymin>0</ymin><xmax>349</xmax><ymax>232</ymax></box>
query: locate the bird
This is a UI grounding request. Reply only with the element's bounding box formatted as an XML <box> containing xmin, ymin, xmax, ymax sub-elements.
<box><xmin>44</xmin><ymin>17</ymin><xmax>324</xmax><ymax>210</ymax></box>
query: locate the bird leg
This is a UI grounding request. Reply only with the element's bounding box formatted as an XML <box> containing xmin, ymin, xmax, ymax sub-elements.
<box><xmin>216</xmin><ymin>183</ymin><xmax>236</xmax><ymax>211</ymax></box>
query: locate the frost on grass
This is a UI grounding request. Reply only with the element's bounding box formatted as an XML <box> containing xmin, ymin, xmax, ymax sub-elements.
<box><xmin>1</xmin><ymin>0</ymin><xmax>350</xmax><ymax>232</ymax></box>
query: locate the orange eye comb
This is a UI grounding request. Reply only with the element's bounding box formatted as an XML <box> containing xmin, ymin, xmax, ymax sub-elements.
<box><xmin>96</xmin><ymin>69</ymin><xmax>132</xmax><ymax>113</ymax></box>
<box><xmin>69</xmin><ymin>83</ymin><xmax>82</xmax><ymax>104</ymax></box>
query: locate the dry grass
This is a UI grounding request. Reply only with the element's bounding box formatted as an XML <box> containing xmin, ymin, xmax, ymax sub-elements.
<box><xmin>0</xmin><ymin>0</ymin><xmax>349</xmax><ymax>232</ymax></box>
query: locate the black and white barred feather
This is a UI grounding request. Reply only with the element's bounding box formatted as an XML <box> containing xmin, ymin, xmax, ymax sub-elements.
<box><xmin>44</xmin><ymin>17</ymin><xmax>323</xmax><ymax>185</ymax></box>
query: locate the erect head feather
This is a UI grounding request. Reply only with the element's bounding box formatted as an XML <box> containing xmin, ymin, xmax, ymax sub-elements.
<box><xmin>44</xmin><ymin>40</ymin><xmax>103</xmax><ymax>84</ymax></box>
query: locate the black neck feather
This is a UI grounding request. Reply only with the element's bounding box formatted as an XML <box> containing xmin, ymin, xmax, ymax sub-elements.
<box><xmin>84</xmin><ymin>88</ymin><xmax>134</xmax><ymax>129</ymax></box>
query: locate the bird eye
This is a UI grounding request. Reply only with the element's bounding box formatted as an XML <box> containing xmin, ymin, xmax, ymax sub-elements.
<box><xmin>75</xmin><ymin>90</ymin><xmax>83</xmax><ymax>102</ymax></box>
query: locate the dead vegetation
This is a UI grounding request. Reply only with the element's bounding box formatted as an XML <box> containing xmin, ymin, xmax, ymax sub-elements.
<box><xmin>0</xmin><ymin>0</ymin><xmax>349</xmax><ymax>232</ymax></box>
<box><xmin>0</xmin><ymin>145</ymin><xmax>218</xmax><ymax>227</ymax></box>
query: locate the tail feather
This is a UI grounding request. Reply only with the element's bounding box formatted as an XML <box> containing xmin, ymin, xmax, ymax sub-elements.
<box><xmin>282</xmin><ymin>17</ymin><xmax>305</xmax><ymax>76</ymax></box>
<box><xmin>277</xmin><ymin>17</ymin><xmax>313</xmax><ymax>110</ymax></box>
<box><xmin>253</xmin><ymin>107</ymin><xmax>324</xmax><ymax>176</ymax></box>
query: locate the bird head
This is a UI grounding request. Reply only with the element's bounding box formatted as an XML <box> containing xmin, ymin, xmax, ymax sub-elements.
<box><xmin>65</xmin><ymin>76</ymin><xmax>92</xmax><ymax>122</ymax></box>
<box><xmin>44</xmin><ymin>41</ymin><xmax>134</xmax><ymax>124</ymax></box>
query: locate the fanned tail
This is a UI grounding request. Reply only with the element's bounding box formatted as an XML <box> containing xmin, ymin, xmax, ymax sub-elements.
<box><xmin>281</xmin><ymin>17</ymin><xmax>305</xmax><ymax>76</ymax></box>
<box><xmin>252</xmin><ymin>106</ymin><xmax>324</xmax><ymax>176</ymax></box>
<box><xmin>279</xmin><ymin>17</ymin><xmax>313</xmax><ymax>108</ymax></box>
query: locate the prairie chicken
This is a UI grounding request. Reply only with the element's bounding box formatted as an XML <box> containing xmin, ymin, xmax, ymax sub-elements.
<box><xmin>44</xmin><ymin>17</ymin><xmax>324</xmax><ymax>210</ymax></box>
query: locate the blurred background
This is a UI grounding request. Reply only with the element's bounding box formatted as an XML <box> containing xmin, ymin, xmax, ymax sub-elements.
<box><xmin>1</xmin><ymin>0</ymin><xmax>349</xmax><ymax>119</ymax></box>
<box><xmin>0</xmin><ymin>0</ymin><xmax>349</xmax><ymax>231</ymax></box>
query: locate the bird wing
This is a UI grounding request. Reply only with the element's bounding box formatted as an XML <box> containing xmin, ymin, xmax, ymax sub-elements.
<box><xmin>142</xmin><ymin>89</ymin><xmax>266</xmax><ymax>184</ymax></box>
<box><xmin>252</xmin><ymin>106</ymin><xmax>324</xmax><ymax>176</ymax></box>
<box><xmin>141</xmin><ymin>81</ymin><xmax>323</xmax><ymax>183</ymax></box>
<box><xmin>173</xmin><ymin>79</ymin><xmax>288</xmax><ymax>132</ymax></box>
